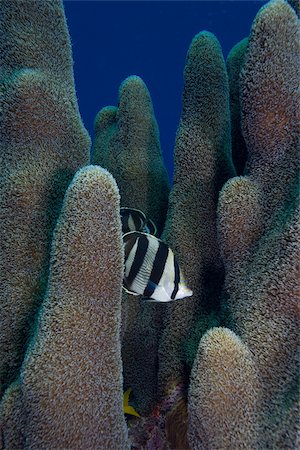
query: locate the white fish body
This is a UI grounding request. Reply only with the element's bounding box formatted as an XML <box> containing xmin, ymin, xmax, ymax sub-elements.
<box><xmin>123</xmin><ymin>231</ymin><xmax>193</xmax><ymax>302</ymax></box>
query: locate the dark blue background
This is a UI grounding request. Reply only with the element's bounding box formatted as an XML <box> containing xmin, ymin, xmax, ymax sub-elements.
<box><xmin>64</xmin><ymin>1</ymin><xmax>267</xmax><ymax>181</ymax></box>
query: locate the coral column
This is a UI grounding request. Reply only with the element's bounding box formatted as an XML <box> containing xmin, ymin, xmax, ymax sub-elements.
<box><xmin>217</xmin><ymin>0</ymin><xmax>300</xmax><ymax>446</ymax></box>
<box><xmin>1</xmin><ymin>167</ymin><xmax>129</xmax><ymax>449</ymax></box>
<box><xmin>158</xmin><ymin>31</ymin><xmax>235</xmax><ymax>392</ymax></box>
<box><xmin>0</xmin><ymin>0</ymin><xmax>90</xmax><ymax>395</ymax></box>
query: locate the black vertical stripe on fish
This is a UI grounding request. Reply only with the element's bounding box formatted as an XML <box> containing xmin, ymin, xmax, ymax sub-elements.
<box><xmin>144</xmin><ymin>279</ymin><xmax>156</xmax><ymax>298</ymax></box>
<box><xmin>120</xmin><ymin>215</ymin><xmax>128</xmax><ymax>233</ymax></box>
<box><xmin>126</xmin><ymin>234</ymin><xmax>149</xmax><ymax>288</ymax></box>
<box><xmin>132</xmin><ymin>213</ymin><xmax>143</xmax><ymax>231</ymax></box>
<box><xmin>171</xmin><ymin>257</ymin><xmax>180</xmax><ymax>300</ymax></box>
<box><xmin>120</xmin><ymin>208</ymin><xmax>146</xmax><ymax>234</ymax></box>
<box><xmin>147</xmin><ymin>240</ymin><xmax>169</xmax><ymax>293</ymax></box>
<box><xmin>124</xmin><ymin>233</ymin><xmax>138</xmax><ymax>262</ymax></box>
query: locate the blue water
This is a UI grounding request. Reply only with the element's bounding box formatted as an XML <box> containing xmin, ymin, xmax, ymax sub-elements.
<box><xmin>64</xmin><ymin>1</ymin><xmax>267</xmax><ymax>182</ymax></box>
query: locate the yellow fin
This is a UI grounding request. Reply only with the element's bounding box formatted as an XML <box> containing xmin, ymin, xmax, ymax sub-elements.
<box><xmin>123</xmin><ymin>388</ymin><xmax>141</xmax><ymax>418</ymax></box>
<box><xmin>123</xmin><ymin>387</ymin><xmax>132</xmax><ymax>406</ymax></box>
<box><xmin>124</xmin><ymin>405</ymin><xmax>141</xmax><ymax>418</ymax></box>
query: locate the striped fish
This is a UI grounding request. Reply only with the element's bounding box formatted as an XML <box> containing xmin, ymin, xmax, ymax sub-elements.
<box><xmin>123</xmin><ymin>231</ymin><xmax>193</xmax><ymax>302</ymax></box>
<box><xmin>120</xmin><ymin>207</ymin><xmax>157</xmax><ymax>236</ymax></box>
<box><xmin>120</xmin><ymin>207</ymin><xmax>146</xmax><ymax>234</ymax></box>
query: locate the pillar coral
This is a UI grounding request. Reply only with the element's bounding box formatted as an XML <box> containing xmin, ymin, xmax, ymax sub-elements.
<box><xmin>92</xmin><ymin>106</ymin><xmax>118</xmax><ymax>170</ymax></box>
<box><xmin>1</xmin><ymin>166</ymin><xmax>129</xmax><ymax>449</ymax></box>
<box><xmin>0</xmin><ymin>0</ymin><xmax>90</xmax><ymax>396</ymax></box>
<box><xmin>158</xmin><ymin>31</ymin><xmax>236</xmax><ymax>394</ymax></box>
<box><xmin>188</xmin><ymin>327</ymin><xmax>259</xmax><ymax>449</ymax></box>
<box><xmin>92</xmin><ymin>75</ymin><xmax>169</xmax><ymax>235</ymax></box>
<box><xmin>217</xmin><ymin>0</ymin><xmax>299</xmax><ymax>446</ymax></box>
<box><xmin>226</xmin><ymin>37</ymin><xmax>249</xmax><ymax>176</ymax></box>
<box><xmin>93</xmin><ymin>75</ymin><xmax>170</xmax><ymax>413</ymax></box>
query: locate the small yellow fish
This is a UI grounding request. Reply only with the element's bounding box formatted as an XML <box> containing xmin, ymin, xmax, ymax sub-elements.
<box><xmin>123</xmin><ymin>388</ymin><xmax>140</xmax><ymax>418</ymax></box>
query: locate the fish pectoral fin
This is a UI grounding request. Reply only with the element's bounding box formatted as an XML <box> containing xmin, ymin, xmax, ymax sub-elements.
<box><xmin>124</xmin><ymin>405</ymin><xmax>141</xmax><ymax>418</ymax></box>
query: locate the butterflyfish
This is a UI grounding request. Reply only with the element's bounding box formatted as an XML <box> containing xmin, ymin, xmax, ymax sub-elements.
<box><xmin>120</xmin><ymin>207</ymin><xmax>146</xmax><ymax>235</ymax></box>
<box><xmin>123</xmin><ymin>231</ymin><xmax>193</xmax><ymax>302</ymax></box>
<box><xmin>120</xmin><ymin>207</ymin><xmax>157</xmax><ymax>236</ymax></box>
